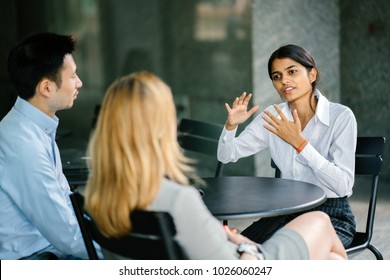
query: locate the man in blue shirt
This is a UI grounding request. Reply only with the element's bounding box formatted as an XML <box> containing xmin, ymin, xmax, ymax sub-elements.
<box><xmin>0</xmin><ymin>32</ymin><xmax>96</xmax><ymax>259</ymax></box>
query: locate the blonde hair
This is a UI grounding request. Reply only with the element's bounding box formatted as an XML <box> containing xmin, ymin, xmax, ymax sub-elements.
<box><xmin>85</xmin><ymin>71</ymin><xmax>195</xmax><ymax>237</ymax></box>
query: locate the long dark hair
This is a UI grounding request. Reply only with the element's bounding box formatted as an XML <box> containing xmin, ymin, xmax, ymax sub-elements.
<box><xmin>267</xmin><ymin>44</ymin><xmax>319</xmax><ymax>91</ymax></box>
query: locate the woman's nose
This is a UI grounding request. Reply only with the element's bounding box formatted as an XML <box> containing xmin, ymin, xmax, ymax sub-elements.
<box><xmin>282</xmin><ymin>76</ymin><xmax>291</xmax><ymax>85</ymax></box>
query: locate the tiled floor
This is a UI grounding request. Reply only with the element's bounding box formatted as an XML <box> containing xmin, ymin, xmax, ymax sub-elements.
<box><xmin>229</xmin><ymin>180</ymin><xmax>390</xmax><ymax>260</ymax></box>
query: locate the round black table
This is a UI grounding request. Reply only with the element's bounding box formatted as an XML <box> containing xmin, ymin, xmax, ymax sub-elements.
<box><xmin>201</xmin><ymin>176</ymin><xmax>326</xmax><ymax>220</ymax></box>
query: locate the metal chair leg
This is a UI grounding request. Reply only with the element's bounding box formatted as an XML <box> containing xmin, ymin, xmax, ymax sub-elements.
<box><xmin>368</xmin><ymin>244</ymin><xmax>383</xmax><ymax>260</ymax></box>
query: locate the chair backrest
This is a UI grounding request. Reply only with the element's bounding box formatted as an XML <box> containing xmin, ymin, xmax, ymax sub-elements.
<box><xmin>353</xmin><ymin>136</ymin><xmax>385</xmax><ymax>240</ymax></box>
<box><xmin>70</xmin><ymin>190</ymin><xmax>188</xmax><ymax>260</ymax></box>
<box><xmin>177</xmin><ymin>118</ymin><xmax>224</xmax><ymax>177</ymax></box>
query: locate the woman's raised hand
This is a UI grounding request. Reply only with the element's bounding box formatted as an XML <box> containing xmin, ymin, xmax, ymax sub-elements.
<box><xmin>225</xmin><ymin>92</ymin><xmax>259</xmax><ymax>130</ymax></box>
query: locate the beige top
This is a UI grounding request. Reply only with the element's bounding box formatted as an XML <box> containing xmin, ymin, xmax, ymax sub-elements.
<box><xmin>148</xmin><ymin>178</ymin><xmax>238</xmax><ymax>259</ymax></box>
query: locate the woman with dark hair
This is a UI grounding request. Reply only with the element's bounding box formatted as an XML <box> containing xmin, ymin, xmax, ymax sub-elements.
<box><xmin>218</xmin><ymin>44</ymin><xmax>357</xmax><ymax>248</ymax></box>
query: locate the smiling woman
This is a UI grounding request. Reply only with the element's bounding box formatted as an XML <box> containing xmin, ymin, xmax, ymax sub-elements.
<box><xmin>217</xmin><ymin>44</ymin><xmax>358</xmax><ymax>249</ymax></box>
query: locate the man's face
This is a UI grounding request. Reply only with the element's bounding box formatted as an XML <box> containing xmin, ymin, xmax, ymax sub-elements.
<box><xmin>50</xmin><ymin>54</ymin><xmax>83</xmax><ymax>112</ymax></box>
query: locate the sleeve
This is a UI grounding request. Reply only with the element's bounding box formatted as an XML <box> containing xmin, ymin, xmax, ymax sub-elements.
<box><xmin>8</xmin><ymin>143</ymin><xmax>90</xmax><ymax>259</ymax></box>
<box><xmin>217</xmin><ymin>113</ymin><xmax>268</xmax><ymax>164</ymax></box>
<box><xmin>171</xmin><ymin>187</ymin><xmax>239</xmax><ymax>259</ymax></box>
<box><xmin>297</xmin><ymin>109</ymin><xmax>357</xmax><ymax>196</ymax></box>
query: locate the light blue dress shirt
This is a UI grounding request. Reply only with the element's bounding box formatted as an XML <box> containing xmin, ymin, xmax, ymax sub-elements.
<box><xmin>0</xmin><ymin>97</ymin><xmax>90</xmax><ymax>259</ymax></box>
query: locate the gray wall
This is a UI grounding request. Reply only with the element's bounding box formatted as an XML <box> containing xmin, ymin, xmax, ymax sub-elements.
<box><xmin>340</xmin><ymin>0</ymin><xmax>390</xmax><ymax>182</ymax></box>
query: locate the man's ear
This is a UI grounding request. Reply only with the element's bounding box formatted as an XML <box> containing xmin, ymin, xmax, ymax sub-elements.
<box><xmin>309</xmin><ymin>68</ymin><xmax>318</xmax><ymax>83</ymax></box>
<box><xmin>37</xmin><ymin>78</ymin><xmax>54</xmax><ymax>98</ymax></box>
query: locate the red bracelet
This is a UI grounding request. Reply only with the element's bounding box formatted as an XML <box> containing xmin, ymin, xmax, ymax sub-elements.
<box><xmin>296</xmin><ymin>138</ymin><xmax>308</xmax><ymax>154</ymax></box>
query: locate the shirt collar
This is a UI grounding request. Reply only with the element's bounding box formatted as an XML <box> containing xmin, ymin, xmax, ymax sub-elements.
<box><xmin>313</xmin><ymin>89</ymin><xmax>330</xmax><ymax>126</ymax></box>
<box><xmin>14</xmin><ymin>97</ymin><xmax>59</xmax><ymax>136</ymax></box>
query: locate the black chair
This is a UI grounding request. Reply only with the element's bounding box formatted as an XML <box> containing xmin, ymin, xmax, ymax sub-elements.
<box><xmin>270</xmin><ymin>158</ymin><xmax>281</xmax><ymax>178</ymax></box>
<box><xmin>177</xmin><ymin>118</ymin><xmax>229</xmax><ymax>225</ymax></box>
<box><xmin>177</xmin><ymin>118</ymin><xmax>224</xmax><ymax>177</ymax></box>
<box><xmin>70</xmin><ymin>190</ymin><xmax>188</xmax><ymax>260</ymax></box>
<box><xmin>270</xmin><ymin>136</ymin><xmax>385</xmax><ymax>259</ymax></box>
<box><xmin>346</xmin><ymin>136</ymin><xmax>385</xmax><ymax>259</ymax></box>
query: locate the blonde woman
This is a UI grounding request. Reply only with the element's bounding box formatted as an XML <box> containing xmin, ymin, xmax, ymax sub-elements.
<box><xmin>84</xmin><ymin>71</ymin><xmax>347</xmax><ymax>260</ymax></box>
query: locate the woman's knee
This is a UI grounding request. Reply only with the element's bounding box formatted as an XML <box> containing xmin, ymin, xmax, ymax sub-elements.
<box><xmin>285</xmin><ymin>211</ymin><xmax>332</xmax><ymax>236</ymax></box>
<box><xmin>304</xmin><ymin>211</ymin><xmax>333</xmax><ymax>230</ymax></box>
<box><xmin>305</xmin><ymin>211</ymin><xmax>331</xmax><ymax>222</ymax></box>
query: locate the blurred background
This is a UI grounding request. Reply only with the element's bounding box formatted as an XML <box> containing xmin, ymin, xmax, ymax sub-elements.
<box><xmin>0</xmin><ymin>0</ymin><xmax>389</xmax><ymax>259</ymax></box>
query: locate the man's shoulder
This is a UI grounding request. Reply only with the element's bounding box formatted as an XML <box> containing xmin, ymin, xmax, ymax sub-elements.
<box><xmin>0</xmin><ymin>116</ymin><xmax>46</xmax><ymax>164</ymax></box>
<box><xmin>1</xmin><ymin>111</ymin><xmax>42</xmax><ymax>142</ymax></box>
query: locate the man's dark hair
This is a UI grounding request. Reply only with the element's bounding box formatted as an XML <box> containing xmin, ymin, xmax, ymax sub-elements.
<box><xmin>7</xmin><ymin>32</ymin><xmax>76</xmax><ymax>100</ymax></box>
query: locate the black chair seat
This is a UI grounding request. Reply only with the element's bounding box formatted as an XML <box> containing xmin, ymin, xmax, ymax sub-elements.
<box><xmin>348</xmin><ymin>232</ymin><xmax>369</xmax><ymax>248</ymax></box>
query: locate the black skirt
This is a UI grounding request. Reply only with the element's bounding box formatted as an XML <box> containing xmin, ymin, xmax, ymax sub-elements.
<box><xmin>241</xmin><ymin>197</ymin><xmax>356</xmax><ymax>248</ymax></box>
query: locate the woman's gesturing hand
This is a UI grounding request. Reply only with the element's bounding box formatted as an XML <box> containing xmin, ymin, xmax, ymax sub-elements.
<box><xmin>262</xmin><ymin>104</ymin><xmax>305</xmax><ymax>149</ymax></box>
<box><xmin>225</xmin><ymin>92</ymin><xmax>259</xmax><ymax>131</ymax></box>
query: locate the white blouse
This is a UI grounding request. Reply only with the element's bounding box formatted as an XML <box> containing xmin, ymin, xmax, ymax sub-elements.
<box><xmin>217</xmin><ymin>90</ymin><xmax>357</xmax><ymax>198</ymax></box>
